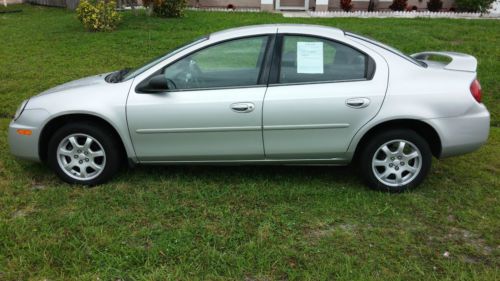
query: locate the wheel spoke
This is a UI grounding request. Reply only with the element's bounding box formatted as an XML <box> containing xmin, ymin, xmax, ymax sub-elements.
<box><xmin>91</xmin><ymin>150</ymin><xmax>104</xmax><ymax>157</ymax></box>
<box><xmin>62</xmin><ymin>161</ymin><xmax>74</xmax><ymax>171</ymax></box>
<box><xmin>59</xmin><ymin>147</ymin><xmax>73</xmax><ymax>156</ymax></box>
<box><xmin>381</xmin><ymin>145</ymin><xmax>392</xmax><ymax>156</ymax></box>
<box><xmin>378</xmin><ymin>169</ymin><xmax>392</xmax><ymax>180</ymax></box>
<box><xmin>89</xmin><ymin>161</ymin><xmax>103</xmax><ymax>172</ymax></box>
<box><xmin>395</xmin><ymin>172</ymin><xmax>403</xmax><ymax>184</ymax></box>
<box><xmin>373</xmin><ymin>159</ymin><xmax>387</xmax><ymax>167</ymax></box>
<box><xmin>404</xmin><ymin>165</ymin><xmax>417</xmax><ymax>174</ymax></box>
<box><xmin>405</xmin><ymin>151</ymin><xmax>419</xmax><ymax>160</ymax></box>
<box><xmin>83</xmin><ymin>137</ymin><xmax>93</xmax><ymax>150</ymax></box>
<box><xmin>68</xmin><ymin>136</ymin><xmax>80</xmax><ymax>149</ymax></box>
<box><xmin>80</xmin><ymin>167</ymin><xmax>88</xmax><ymax>178</ymax></box>
<box><xmin>397</xmin><ymin>141</ymin><xmax>406</xmax><ymax>154</ymax></box>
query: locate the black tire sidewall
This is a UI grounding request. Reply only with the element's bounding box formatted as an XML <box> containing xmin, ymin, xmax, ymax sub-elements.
<box><xmin>360</xmin><ymin>129</ymin><xmax>432</xmax><ymax>192</ymax></box>
<box><xmin>47</xmin><ymin>122</ymin><xmax>121</xmax><ymax>185</ymax></box>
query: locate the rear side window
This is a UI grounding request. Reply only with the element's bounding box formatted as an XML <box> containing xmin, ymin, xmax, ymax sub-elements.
<box><xmin>279</xmin><ymin>35</ymin><xmax>370</xmax><ymax>84</ymax></box>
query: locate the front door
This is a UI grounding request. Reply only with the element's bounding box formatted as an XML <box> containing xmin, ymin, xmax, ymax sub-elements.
<box><xmin>263</xmin><ymin>34</ymin><xmax>388</xmax><ymax>159</ymax></box>
<box><xmin>127</xmin><ymin>36</ymin><xmax>272</xmax><ymax>162</ymax></box>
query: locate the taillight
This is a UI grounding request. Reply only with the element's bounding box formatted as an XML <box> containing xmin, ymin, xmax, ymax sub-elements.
<box><xmin>470</xmin><ymin>79</ymin><xmax>482</xmax><ymax>103</ymax></box>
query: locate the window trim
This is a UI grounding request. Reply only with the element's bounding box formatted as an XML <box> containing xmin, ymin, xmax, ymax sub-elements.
<box><xmin>268</xmin><ymin>33</ymin><xmax>376</xmax><ymax>86</ymax></box>
<box><xmin>135</xmin><ymin>34</ymin><xmax>276</xmax><ymax>93</ymax></box>
<box><xmin>122</xmin><ymin>36</ymin><xmax>209</xmax><ymax>82</ymax></box>
<box><xmin>345</xmin><ymin>32</ymin><xmax>427</xmax><ymax>68</ymax></box>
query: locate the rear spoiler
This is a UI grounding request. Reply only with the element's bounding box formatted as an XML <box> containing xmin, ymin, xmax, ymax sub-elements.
<box><xmin>411</xmin><ymin>51</ymin><xmax>477</xmax><ymax>72</ymax></box>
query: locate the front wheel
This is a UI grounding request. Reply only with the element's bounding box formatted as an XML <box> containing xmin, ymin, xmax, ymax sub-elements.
<box><xmin>47</xmin><ymin>122</ymin><xmax>121</xmax><ymax>185</ymax></box>
<box><xmin>359</xmin><ymin>129</ymin><xmax>432</xmax><ymax>192</ymax></box>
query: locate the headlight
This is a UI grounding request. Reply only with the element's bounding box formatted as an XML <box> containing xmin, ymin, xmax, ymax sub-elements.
<box><xmin>13</xmin><ymin>99</ymin><xmax>29</xmax><ymax>121</ymax></box>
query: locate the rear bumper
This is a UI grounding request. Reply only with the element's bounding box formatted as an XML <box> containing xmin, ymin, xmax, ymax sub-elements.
<box><xmin>427</xmin><ymin>103</ymin><xmax>490</xmax><ymax>158</ymax></box>
<box><xmin>8</xmin><ymin>109</ymin><xmax>50</xmax><ymax>162</ymax></box>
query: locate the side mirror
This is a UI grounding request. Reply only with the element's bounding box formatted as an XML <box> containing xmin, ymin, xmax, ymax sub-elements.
<box><xmin>136</xmin><ymin>74</ymin><xmax>169</xmax><ymax>93</ymax></box>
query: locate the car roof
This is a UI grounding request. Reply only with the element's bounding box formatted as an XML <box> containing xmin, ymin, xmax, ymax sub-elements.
<box><xmin>209</xmin><ymin>24</ymin><xmax>345</xmax><ymax>40</ymax></box>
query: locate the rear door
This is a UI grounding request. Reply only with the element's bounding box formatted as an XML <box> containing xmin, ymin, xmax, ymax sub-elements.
<box><xmin>263</xmin><ymin>33</ymin><xmax>388</xmax><ymax>159</ymax></box>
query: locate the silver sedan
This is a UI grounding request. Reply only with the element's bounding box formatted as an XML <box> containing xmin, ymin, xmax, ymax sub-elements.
<box><xmin>8</xmin><ymin>24</ymin><xmax>490</xmax><ymax>192</ymax></box>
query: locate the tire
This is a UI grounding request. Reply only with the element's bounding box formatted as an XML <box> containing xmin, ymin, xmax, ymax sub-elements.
<box><xmin>359</xmin><ymin>129</ymin><xmax>432</xmax><ymax>193</ymax></box>
<box><xmin>47</xmin><ymin>122</ymin><xmax>121</xmax><ymax>185</ymax></box>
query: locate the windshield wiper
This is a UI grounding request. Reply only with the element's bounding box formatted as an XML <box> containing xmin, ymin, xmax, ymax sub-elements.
<box><xmin>106</xmin><ymin>68</ymin><xmax>131</xmax><ymax>83</ymax></box>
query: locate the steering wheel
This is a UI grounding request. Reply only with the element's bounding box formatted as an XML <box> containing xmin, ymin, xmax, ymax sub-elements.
<box><xmin>165</xmin><ymin>78</ymin><xmax>177</xmax><ymax>90</ymax></box>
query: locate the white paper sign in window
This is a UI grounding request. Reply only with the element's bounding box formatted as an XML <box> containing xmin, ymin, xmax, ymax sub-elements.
<box><xmin>296</xmin><ymin>42</ymin><xmax>324</xmax><ymax>74</ymax></box>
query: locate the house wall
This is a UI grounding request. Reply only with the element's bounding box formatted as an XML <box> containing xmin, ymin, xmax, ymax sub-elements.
<box><xmin>188</xmin><ymin>0</ymin><xmax>456</xmax><ymax>10</ymax></box>
<box><xmin>406</xmin><ymin>0</ymin><xmax>455</xmax><ymax>10</ymax></box>
<box><xmin>280</xmin><ymin>0</ymin><xmax>305</xmax><ymax>7</ymax></box>
<box><xmin>4</xmin><ymin>0</ymin><xmax>458</xmax><ymax>11</ymax></box>
<box><xmin>189</xmin><ymin>0</ymin><xmax>261</xmax><ymax>8</ymax></box>
<box><xmin>329</xmin><ymin>0</ymin><xmax>455</xmax><ymax>11</ymax></box>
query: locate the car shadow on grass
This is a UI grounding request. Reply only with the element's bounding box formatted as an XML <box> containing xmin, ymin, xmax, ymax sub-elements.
<box><xmin>125</xmin><ymin>164</ymin><xmax>364</xmax><ymax>189</ymax></box>
<box><xmin>16</xmin><ymin>159</ymin><xmax>365</xmax><ymax>191</ymax></box>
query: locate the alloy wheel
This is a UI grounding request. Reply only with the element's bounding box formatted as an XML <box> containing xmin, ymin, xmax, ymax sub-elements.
<box><xmin>371</xmin><ymin>139</ymin><xmax>422</xmax><ymax>187</ymax></box>
<box><xmin>56</xmin><ymin>133</ymin><xmax>106</xmax><ymax>181</ymax></box>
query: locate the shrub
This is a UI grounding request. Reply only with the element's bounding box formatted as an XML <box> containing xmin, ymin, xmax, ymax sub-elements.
<box><xmin>454</xmin><ymin>0</ymin><xmax>494</xmax><ymax>12</ymax></box>
<box><xmin>340</xmin><ymin>0</ymin><xmax>353</xmax><ymax>11</ymax></box>
<box><xmin>76</xmin><ymin>0</ymin><xmax>121</xmax><ymax>32</ymax></box>
<box><xmin>389</xmin><ymin>0</ymin><xmax>408</xmax><ymax>10</ymax></box>
<box><xmin>143</xmin><ymin>0</ymin><xmax>187</xmax><ymax>18</ymax></box>
<box><xmin>427</xmin><ymin>0</ymin><xmax>443</xmax><ymax>11</ymax></box>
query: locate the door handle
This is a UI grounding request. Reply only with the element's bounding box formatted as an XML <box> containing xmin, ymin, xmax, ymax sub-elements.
<box><xmin>231</xmin><ymin>102</ymin><xmax>255</xmax><ymax>113</ymax></box>
<box><xmin>346</xmin><ymin>98</ymin><xmax>370</xmax><ymax>109</ymax></box>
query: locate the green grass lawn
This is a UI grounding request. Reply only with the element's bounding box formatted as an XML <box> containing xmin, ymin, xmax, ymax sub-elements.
<box><xmin>0</xmin><ymin>5</ymin><xmax>499</xmax><ymax>280</ymax></box>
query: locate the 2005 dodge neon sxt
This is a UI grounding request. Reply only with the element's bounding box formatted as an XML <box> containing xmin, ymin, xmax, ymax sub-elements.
<box><xmin>9</xmin><ymin>24</ymin><xmax>490</xmax><ymax>192</ymax></box>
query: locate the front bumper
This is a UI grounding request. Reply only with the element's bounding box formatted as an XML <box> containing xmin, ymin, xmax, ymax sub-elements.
<box><xmin>427</xmin><ymin>103</ymin><xmax>490</xmax><ymax>158</ymax></box>
<box><xmin>8</xmin><ymin>109</ymin><xmax>50</xmax><ymax>162</ymax></box>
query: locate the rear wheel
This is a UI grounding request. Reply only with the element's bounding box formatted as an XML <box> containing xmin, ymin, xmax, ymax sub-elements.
<box><xmin>359</xmin><ymin>129</ymin><xmax>432</xmax><ymax>192</ymax></box>
<box><xmin>47</xmin><ymin>122</ymin><xmax>121</xmax><ymax>185</ymax></box>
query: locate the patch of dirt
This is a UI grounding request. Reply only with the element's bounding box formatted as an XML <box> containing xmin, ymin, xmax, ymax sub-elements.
<box><xmin>11</xmin><ymin>210</ymin><xmax>28</xmax><ymax>218</ymax></box>
<box><xmin>31</xmin><ymin>184</ymin><xmax>46</xmax><ymax>191</ymax></box>
<box><xmin>433</xmin><ymin>226</ymin><xmax>497</xmax><ymax>264</ymax></box>
<box><xmin>446</xmin><ymin>214</ymin><xmax>457</xmax><ymax>222</ymax></box>
<box><xmin>484</xmin><ymin>164</ymin><xmax>499</xmax><ymax>174</ymax></box>
<box><xmin>447</xmin><ymin>227</ymin><xmax>493</xmax><ymax>256</ymax></box>
<box><xmin>450</xmin><ymin>40</ymin><xmax>464</xmax><ymax>46</ymax></box>
<box><xmin>11</xmin><ymin>205</ymin><xmax>35</xmax><ymax>219</ymax></box>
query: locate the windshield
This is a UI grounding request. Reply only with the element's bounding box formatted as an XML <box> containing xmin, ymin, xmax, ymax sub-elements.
<box><xmin>121</xmin><ymin>36</ymin><xmax>208</xmax><ymax>81</ymax></box>
<box><xmin>345</xmin><ymin>32</ymin><xmax>426</xmax><ymax>67</ymax></box>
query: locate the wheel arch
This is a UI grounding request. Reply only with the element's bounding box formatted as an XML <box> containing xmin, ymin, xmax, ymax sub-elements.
<box><xmin>39</xmin><ymin>113</ymin><xmax>130</xmax><ymax>164</ymax></box>
<box><xmin>351</xmin><ymin>118</ymin><xmax>442</xmax><ymax>161</ymax></box>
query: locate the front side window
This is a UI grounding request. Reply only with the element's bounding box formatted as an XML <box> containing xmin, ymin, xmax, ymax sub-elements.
<box><xmin>162</xmin><ymin>36</ymin><xmax>269</xmax><ymax>90</ymax></box>
<box><xmin>279</xmin><ymin>35</ymin><xmax>368</xmax><ymax>84</ymax></box>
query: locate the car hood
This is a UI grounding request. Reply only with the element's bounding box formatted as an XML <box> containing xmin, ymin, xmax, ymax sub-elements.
<box><xmin>37</xmin><ymin>73</ymin><xmax>111</xmax><ymax>96</ymax></box>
